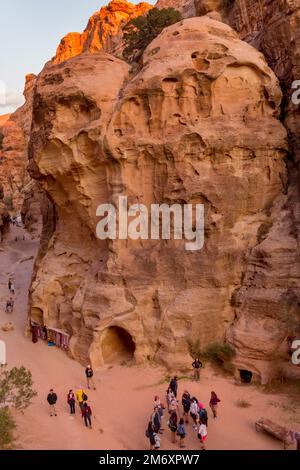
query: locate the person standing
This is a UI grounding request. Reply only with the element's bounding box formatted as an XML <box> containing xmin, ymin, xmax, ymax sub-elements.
<box><xmin>169</xmin><ymin>411</ymin><xmax>178</xmax><ymax>444</ymax></box>
<box><xmin>10</xmin><ymin>282</ymin><xmax>15</xmax><ymax>295</ymax></box>
<box><xmin>166</xmin><ymin>388</ymin><xmax>175</xmax><ymax>412</ymax></box>
<box><xmin>47</xmin><ymin>389</ymin><xmax>58</xmax><ymax>417</ymax></box>
<box><xmin>82</xmin><ymin>402</ymin><xmax>92</xmax><ymax>428</ymax></box>
<box><xmin>209</xmin><ymin>391</ymin><xmax>221</xmax><ymax>419</ymax></box>
<box><xmin>146</xmin><ymin>421</ymin><xmax>156</xmax><ymax>451</ymax></box>
<box><xmin>198</xmin><ymin>420</ymin><xmax>208</xmax><ymax>450</ymax></box>
<box><xmin>85</xmin><ymin>365</ymin><xmax>96</xmax><ymax>390</ymax></box>
<box><xmin>169</xmin><ymin>376</ymin><xmax>178</xmax><ymax>398</ymax></box>
<box><xmin>67</xmin><ymin>390</ymin><xmax>76</xmax><ymax>414</ymax></box>
<box><xmin>190</xmin><ymin>398</ymin><xmax>199</xmax><ymax>429</ymax></box>
<box><xmin>8</xmin><ymin>279</ymin><xmax>12</xmax><ymax>292</ymax></box>
<box><xmin>182</xmin><ymin>391</ymin><xmax>191</xmax><ymax>424</ymax></box>
<box><xmin>152</xmin><ymin>406</ymin><xmax>162</xmax><ymax>434</ymax></box>
<box><xmin>177</xmin><ymin>418</ymin><xmax>186</xmax><ymax>448</ymax></box>
<box><xmin>192</xmin><ymin>358</ymin><xmax>203</xmax><ymax>381</ymax></box>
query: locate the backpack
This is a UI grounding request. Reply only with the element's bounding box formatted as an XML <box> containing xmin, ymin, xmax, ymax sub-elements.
<box><xmin>200</xmin><ymin>408</ymin><xmax>208</xmax><ymax>421</ymax></box>
<box><xmin>82</xmin><ymin>392</ymin><xmax>88</xmax><ymax>402</ymax></box>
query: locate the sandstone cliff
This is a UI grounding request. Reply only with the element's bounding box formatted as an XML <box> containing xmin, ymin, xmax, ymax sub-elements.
<box><xmin>28</xmin><ymin>16</ymin><xmax>289</xmax><ymax>374</ymax></box>
<box><xmin>54</xmin><ymin>0</ymin><xmax>152</xmax><ymax>64</ymax></box>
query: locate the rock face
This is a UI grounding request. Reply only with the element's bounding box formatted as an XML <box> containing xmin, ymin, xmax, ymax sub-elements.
<box><xmin>54</xmin><ymin>0</ymin><xmax>152</xmax><ymax>64</ymax></box>
<box><xmin>0</xmin><ymin>183</ymin><xmax>9</xmax><ymax>242</ymax></box>
<box><xmin>28</xmin><ymin>16</ymin><xmax>288</xmax><ymax>371</ymax></box>
<box><xmin>221</xmin><ymin>0</ymin><xmax>300</xmax><ymax>383</ymax></box>
<box><xmin>0</xmin><ymin>75</ymin><xmax>45</xmax><ymax>236</ymax></box>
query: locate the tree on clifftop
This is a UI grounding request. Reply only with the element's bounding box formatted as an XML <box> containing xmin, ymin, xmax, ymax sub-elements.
<box><xmin>123</xmin><ymin>8</ymin><xmax>182</xmax><ymax>63</ymax></box>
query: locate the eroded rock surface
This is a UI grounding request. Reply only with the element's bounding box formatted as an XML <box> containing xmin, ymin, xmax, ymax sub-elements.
<box><xmin>28</xmin><ymin>17</ymin><xmax>288</xmax><ymax>371</ymax></box>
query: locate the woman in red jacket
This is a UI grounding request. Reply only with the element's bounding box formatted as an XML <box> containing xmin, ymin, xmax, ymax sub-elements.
<box><xmin>209</xmin><ymin>391</ymin><xmax>221</xmax><ymax>419</ymax></box>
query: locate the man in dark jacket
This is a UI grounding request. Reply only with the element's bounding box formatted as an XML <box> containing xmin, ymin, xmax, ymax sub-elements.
<box><xmin>47</xmin><ymin>389</ymin><xmax>58</xmax><ymax>416</ymax></box>
<box><xmin>169</xmin><ymin>376</ymin><xmax>178</xmax><ymax>398</ymax></box>
<box><xmin>192</xmin><ymin>358</ymin><xmax>203</xmax><ymax>381</ymax></box>
<box><xmin>82</xmin><ymin>402</ymin><xmax>93</xmax><ymax>428</ymax></box>
<box><xmin>85</xmin><ymin>365</ymin><xmax>96</xmax><ymax>390</ymax></box>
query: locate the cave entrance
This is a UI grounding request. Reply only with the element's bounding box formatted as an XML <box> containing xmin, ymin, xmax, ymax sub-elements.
<box><xmin>102</xmin><ymin>326</ymin><xmax>136</xmax><ymax>365</ymax></box>
<box><xmin>240</xmin><ymin>370</ymin><xmax>253</xmax><ymax>384</ymax></box>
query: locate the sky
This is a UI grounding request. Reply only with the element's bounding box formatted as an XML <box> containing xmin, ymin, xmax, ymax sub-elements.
<box><xmin>0</xmin><ymin>0</ymin><xmax>155</xmax><ymax>114</ymax></box>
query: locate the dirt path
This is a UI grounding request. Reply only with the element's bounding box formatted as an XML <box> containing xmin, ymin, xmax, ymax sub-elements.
<box><xmin>0</xmin><ymin>224</ymin><xmax>299</xmax><ymax>450</ymax></box>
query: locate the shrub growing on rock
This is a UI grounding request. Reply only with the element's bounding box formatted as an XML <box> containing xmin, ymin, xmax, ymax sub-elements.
<box><xmin>123</xmin><ymin>7</ymin><xmax>182</xmax><ymax>63</ymax></box>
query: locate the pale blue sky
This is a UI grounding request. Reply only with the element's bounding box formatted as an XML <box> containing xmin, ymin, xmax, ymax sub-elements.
<box><xmin>0</xmin><ymin>0</ymin><xmax>155</xmax><ymax>114</ymax></box>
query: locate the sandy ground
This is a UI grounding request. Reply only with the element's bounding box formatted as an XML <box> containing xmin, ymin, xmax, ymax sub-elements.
<box><xmin>0</xmin><ymin>224</ymin><xmax>299</xmax><ymax>450</ymax></box>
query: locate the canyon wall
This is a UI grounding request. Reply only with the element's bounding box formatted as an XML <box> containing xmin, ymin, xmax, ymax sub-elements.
<box><xmin>28</xmin><ymin>16</ymin><xmax>290</xmax><ymax>374</ymax></box>
<box><xmin>54</xmin><ymin>0</ymin><xmax>152</xmax><ymax>64</ymax></box>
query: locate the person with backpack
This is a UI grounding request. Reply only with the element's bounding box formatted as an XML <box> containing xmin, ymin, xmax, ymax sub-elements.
<box><xmin>192</xmin><ymin>358</ymin><xmax>203</xmax><ymax>381</ymax></box>
<box><xmin>152</xmin><ymin>406</ymin><xmax>162</xmax><ymax>434</ymax></box>
<box><xmin>182</xmin><ymin>390</ymin><xmax>191</xmax><ymax>424</ymax></box>
<box><xmin>76</xmin><ymin>388</ymin><xmax>88</xmax><ymax>412</ymax></box>
<box><xmin>47</xmin><ymin>389</ymin><xmax>58</xmax><ymax>417</ymax></box>
<box><xmin>168</xmin><ymin>411</ymin><xmax>178</xmax><ymax>443</ymax></box>
<box><xmin>67</xmin><ymin>390</ymin><xmax>76</xmax><ymax>414</ymax></box>
<box><xmin>190</xmin><ymin>397</ymin><xmax>199</xmax><ymax>429</ymax></box>
<box><xmin>85</xmin><ymin>365</ymin><xmax>96</xmax><ymax>390</ymax></box>
<box><xmin>169</xmin><ymin>376</ymin><xmax>178</xmax><ymax>398</ymax></box>
<box><xmin>198</xmin><ymin>420</ymin><xmax>208</xmax><ymax>450</ymax></box>
<box><xmin>177</xmin><ymin>418</ymin><xmax>186</xmax><ymax>448</ymax></box>
<box><xmin>146</xmin><ymin>421</ymin><xmax>156</xmax><ymax>450</ymax></box>
<box><xmin>199</xmin><ymin>405</ymin><xmax>208</xmax><ymax>427</ymax></box>
<box><xmin>82</xmin><ymin>402</ymin><xmax>92</xmax><ymax>428</ymax></box>
<box><xmin>209</xmin><ymin>391</ymin><xmax>221</xmax><ymax>419</ymax></box>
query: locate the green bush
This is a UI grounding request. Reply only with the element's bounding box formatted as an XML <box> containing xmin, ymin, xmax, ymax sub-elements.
<box><xmin>0</xmin><ymin>408</ymin><xmax>16</xmax><ymax>450</ymax></box>
<box><xmin>203</xmin><ymin>342</ymin><xmax>235</xmax><ymax>371</ymax></box>
<box><xmin>4</xmin><ymin>196</ymin><xmax>13</xmax><ymax>211</ymax></box>
<box><xmin>187</xmin><ymin>338</ymin><xmax>202</xmax><ymax>359</ymax></box>
<box><xmin>0</xmin><ymin>366</ymin><xmax>37</xmax><ymax>449</ymax></box>
<box><xmin>123</xmin><ymin>8</ymin><xmax>182</xmax><ymax>62</ymax></box>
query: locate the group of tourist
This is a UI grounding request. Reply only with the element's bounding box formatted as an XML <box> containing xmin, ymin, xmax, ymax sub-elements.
<box><xmin>146</xmin><ymin>365</ymin><xmax>221</xmax><ymax>451</ymax></box>
<box><xmin>46</xmin><ymin>366</ymin><xmax>96</xmax><ymax>429</ymax></box>
<box><xmin>5</xmin><ymin>278</ymin><xmax>15</xmax><ymax>313</ymax></box>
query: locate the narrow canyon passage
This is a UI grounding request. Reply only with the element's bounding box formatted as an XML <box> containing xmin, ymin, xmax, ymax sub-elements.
<box><xmin>0</xmin><ymin>224</ymin><xmax>297</xmax><ymax>450</ymax></box>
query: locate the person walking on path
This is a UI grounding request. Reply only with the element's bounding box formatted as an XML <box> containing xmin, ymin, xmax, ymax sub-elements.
<box><xmin>152</xmin><ymin>406</ymin><xmax>162</xmax><ymax>434</ymax></box>
<box><xmin>177</xmin><ymin>418</ymin><xmax>186</xmax><ymax>448</ymax></box>
<box><xmin>209</xmin><ymin>391</ymin><xmax>221</xmax><ymax>419</ymax></box>
<box><xmin>5</xmin><ymin>298</ymin><xmax>14</xmax><ymax>313</ymax></box>
<box><xmin>169</xmin><ymin>411</ymin><xmax>178</xmax><ymax>444</ymax></box>
<box><xmin>85</xmin><ymin>365</ymin><xmax>96</xmax><ymax>390</ymax></box>
<box><xmin>67</xmin><ymin>390</ymin><xmax>76</xmax><ymax>414</ymax></box>
<box><xmin>82</xmin><ymin>402</ymin><xmax>92</xmax><ymax>428</ymax></box>
<box><xmin>166</xmin><ymin>388</ymin><xmax>175</xmax><ymax>412</ymax></box>
<box><xmin>192</xmin><ymin>358</ymin><xmax>203</xmax><ymax>381</ymax></box>
<box><xmin>182</xmin><ymin>391</ymin><xmax>191</xmax><ymax>424</ymax></box>
<box><xmin>154</xmin><ymin>396</ymin><xmax>165</xmax><ymax>421</ymax></box>
<box><xmin>190</xmin><ymin>398</ymin><xmax>199</xmax><ymax>429</ymax></box>
<box><xmin>146</xmin><ymin>421</ymin><xmax>156</xmax><ymax>451</ymax></box>
<box><xmin>169</xmin><ymin>376</ymin><xmax>178</xmax><ymax>398</ymax></box>
<box><xmin>76</xmin><ymin>388</ymin><xmax>88</xmax><ymax>413</ymax></box>
<box><xmin>8</xmin><ymin>279</ymin><xmax>12</xmax><ymax>292</ymax></box>
<box><xmin>198</xmin><ymin>421</ymin><xmax>208</xmax><ymax>450</ymax></box>
<box><xmin>10</xmin><ymin>282</ymin><xmax>15</xmax><ymax>295</ymax></box>
<box><xmin>47</xmin><ymin>389</ymin><xmax>58</xmax><ymax>417</ymax></box>
<box><xmin>199</xmin><ymin>405</ymin><xmax>208</xmax><ymax>427</ymax></box>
